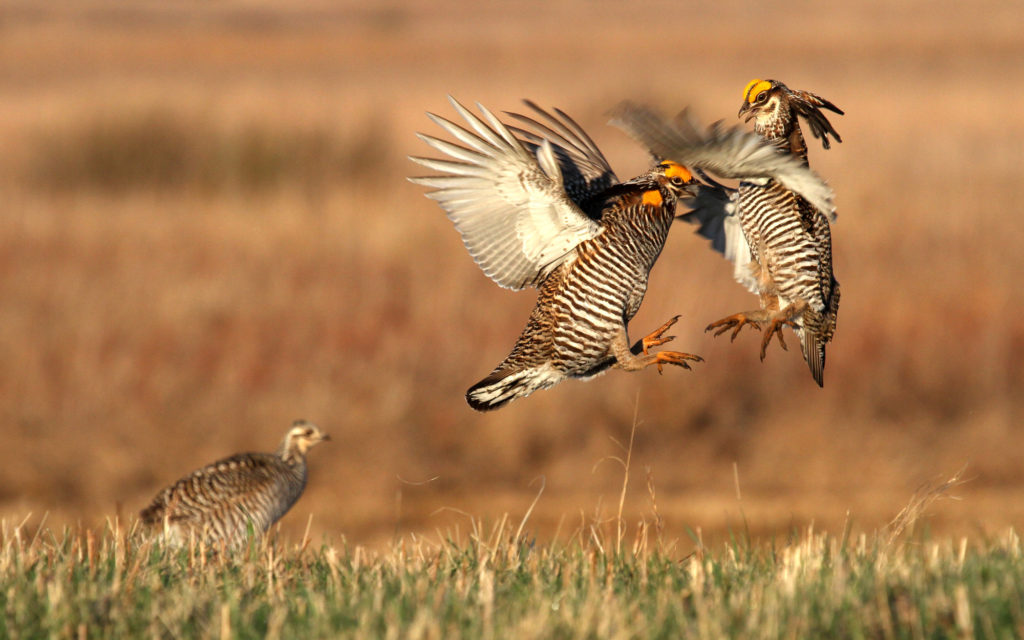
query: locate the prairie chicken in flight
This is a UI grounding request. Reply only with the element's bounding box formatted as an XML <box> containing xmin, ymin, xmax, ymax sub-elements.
<box><xmin>412</xmin><ymin>98</ymin><xmax>836</xmax><ymax>411</ymax></box>
<box><xmin>140</xmin><ymin>420</ymin><xmax>329</xmax><ymax>546</ymax></box>
<box><xmin>411</xmin><ymin>97</ymin><xmax>704</xmax><ymax>411</ymax></box>
<box><xmin>611</xmin><ymin>80</ymin><xmax>843</xmax><ymax>386</ymax></box>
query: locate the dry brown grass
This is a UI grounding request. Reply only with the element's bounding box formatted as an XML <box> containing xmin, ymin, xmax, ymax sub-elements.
<box><xmin>1</xmin><ymin>0</ymin><xmax>1022</xmax><ymax>549</ymax></box>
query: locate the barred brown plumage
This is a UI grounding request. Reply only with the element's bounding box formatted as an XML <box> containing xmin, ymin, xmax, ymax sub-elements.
<box><xmin>140</xmin><ymin>420</ymin><xmax>329</xmax><ymax>546</ymax></box>
<box><xmin>410</xmin><ymin>98</ymin><xmax>704</xmax><ymax>411</ymax></box>
<box><xmin>715</xmin><ymin>79</ymin><xmax>843</xmax><ymax>386</ymax></box>
<box><xmin>608</xmin><ymin>82</ymin><xmax>842</xmax><ymax>385</ymax></box>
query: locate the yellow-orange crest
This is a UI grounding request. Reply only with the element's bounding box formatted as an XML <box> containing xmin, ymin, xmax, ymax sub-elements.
<box><xmin>743</xmin><ymin>79</ymin><xmax>772</xmax><ymax>103</ymax></box>
<box><xmin>659</xmin><ymin>161</ymin><xmax>692</xmax><ymax>183</ymax></box>
<box><xmin>641</xmin><ymin>190</ymin><xmax>663</xmax><ymax>206</ymax></box>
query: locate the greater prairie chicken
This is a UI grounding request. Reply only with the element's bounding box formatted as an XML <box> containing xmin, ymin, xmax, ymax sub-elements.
<box><xmin>411</xmin><ymin>98</ymin><xmax>704</xmax><ymax>411</ymax></box>
<box><xmin>140</xmin><ymin>420</ymin><xmax>329</xmax><ymax>546</ymax></box>
<box><xmin>412</xmin><ymin>98</ymin><xmax>837</xmax><ymax>410</ymax></box>
<box><xmin>610</xmin><ymin>80</ymin><xmax>843</xmax><ymax>386</ymax></box>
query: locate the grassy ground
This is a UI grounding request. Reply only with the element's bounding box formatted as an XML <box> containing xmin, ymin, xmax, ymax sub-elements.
<box><xmin>3</xmin><ymin>516</ymin><xmax>1023</xmax><ymax>639</ymax></box>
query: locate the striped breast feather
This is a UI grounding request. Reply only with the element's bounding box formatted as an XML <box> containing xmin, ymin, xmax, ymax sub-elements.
<box><xmin>608</xmin><ymin>102</ymin><xmax>836</xmax><ymax>221</ymax></box>
<box><xmin>410</xmin><ymin>97</ymin><xmax>603</xmax><ymax>291</ymax></box>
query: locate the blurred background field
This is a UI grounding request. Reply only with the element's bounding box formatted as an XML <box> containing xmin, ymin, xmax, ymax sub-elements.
<box><xmin>0</xmin><ymin>0</ymin><xmax>1021</xmax><ymax>549</ymax></box>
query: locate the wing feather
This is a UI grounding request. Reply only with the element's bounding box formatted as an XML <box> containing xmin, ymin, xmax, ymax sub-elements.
<box><xmin>504</xmin><ymin>100</ymin><xmax>618</xmax><ymax>206</ymax></box>
<box><xmin>608</xmin><ymin>102</ymin><xmax>836</xmax><ymax>221</ymax></box>
<box><xmin>410</xmin><ymin>97</ymin><xmax>603</xmax><ymax>290</ymax></box>
<box><xmin>676</xmin><ymin>178</ymin><xmax>758</xmax><ymax>293</ymax></box>
<box><xmin>141</xmin><ymin>454</ymin><xmax>285</xmax><ymax>527</ymax></box>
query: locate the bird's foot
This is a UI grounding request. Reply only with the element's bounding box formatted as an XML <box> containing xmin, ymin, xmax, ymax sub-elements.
<box><xmin>652</xmin><ymin>350</ymin><xmax>704</xmax><ymax>374</ymax></box>
<box><xmin>618</xmin><ymin>316</ymin><xmax>701</xmax><ymax>373</ymax></box>
<box><xmin>759</xmin><ymin>316</ymin><xmax>799</xmax><ymax>361</ymax></box>
<box><xmin>705</xmin><ymin>312</ymin><xmax>765</xmax><ymax>341</ymax></box>
<box><xmin>641</xmin><ymin>315</ymin><xmax>681</xmax><ymax>354</ymax></box>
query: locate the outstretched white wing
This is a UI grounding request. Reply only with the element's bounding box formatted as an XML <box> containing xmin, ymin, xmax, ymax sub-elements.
<box><xmin>410</xmin><ymin>97</ymin><xmax>603</xmax><ymax>290</ymax></box>
<box><xmin>608</xmin><ymin>102</ymin><xmax>836</xmax><ymax>221</ymax></box>
<box><xmin>504</xmin><ymin>100</ymin><xmax>618</xmax><ymax>206</ymax></box>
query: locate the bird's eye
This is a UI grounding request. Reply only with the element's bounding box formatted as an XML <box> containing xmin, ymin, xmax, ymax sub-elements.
<box><xmin>670</xmin><ymin>176</ymin><xmax>684</xmax><ymax>186</ymax></box>
<box><xmin>756</xmin><ymin>91</ymin><xmax>767</xmax><ymax>102</ymax></box>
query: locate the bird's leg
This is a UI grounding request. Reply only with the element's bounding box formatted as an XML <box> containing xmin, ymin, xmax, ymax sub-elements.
<box><xmin>706</xmin><ymin>289</ymin><xmax>782</xmax><ymax>345</ymax></box>
<box><xmin>755</xmin><ymin>292</ymin><xmax>788</xmax><ymax>357</ymax></box>
<box><xmin>651</xmin><ymin>350</ymin><xmax>705</xmax><ymax>374</ymax></box>
<box><xmin>614</xmin><ymin>317</ymin><xmax>703</xmax><ymax>373</ymax></box>
<box><xmin>705</xmin><ymin>310</ymin><xmax>768</xmax><ymax>341</ymax></box>
<box><xmin>758</xmin><ymin>301</ymin><xmax>808</xmax><ymax>361</ymax></box>
<box><xmin>759</xmin><ymin>315</ymin><xmax>795</xmax><ymax>360</ymax></box>
<box><xmin>639</xmin><ymin>314</ymin><xmax>680</xmax><ymax>354</ymax></box>
<box><xmin>706</xmin><ymin>268</ymin><xmax>778</xmax><ymax>340</ymax></box>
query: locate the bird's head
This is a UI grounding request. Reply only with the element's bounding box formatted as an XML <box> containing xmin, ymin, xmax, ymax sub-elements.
<box><xmin>738</xmin><ymin>78</ymin><xmax>789</xmax><ymax>129</ymax></box>
<box><xmin>740</xmin><ymin>78</ymin><xmax>843</xmax><ymax>149</ymax></box>
<box><xmin>280</xmin><ymin>420</ymin><xmax>330</xmax><ymax>459</ymax></box>
<box><xmin>653</xmin><ymin>160</ymin><xmax>699</xmax><ymax>199</ymax></box>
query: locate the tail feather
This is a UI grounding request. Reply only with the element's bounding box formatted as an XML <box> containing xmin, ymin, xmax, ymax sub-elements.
<box><xmin>798</xmin><ymin>328</ymin><xmax>826</xmax><ymax>387</ymax></box>
<box><xmin>466</xmin><ymin>364</ymin><xmax>562</xmax><ymax>412</ymax></box>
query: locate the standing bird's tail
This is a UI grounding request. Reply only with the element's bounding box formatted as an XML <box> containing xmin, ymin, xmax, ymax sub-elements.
<box><xmin>466</xmin><ymin>364</ymin><xmax>562</xmax><ymax>412</ymax></box>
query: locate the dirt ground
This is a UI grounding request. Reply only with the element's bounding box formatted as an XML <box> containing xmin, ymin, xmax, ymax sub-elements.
<box><xmin>1</xmin><ymin>0</ymin><xmax>1022</xmax><ymax>550</ymax></box>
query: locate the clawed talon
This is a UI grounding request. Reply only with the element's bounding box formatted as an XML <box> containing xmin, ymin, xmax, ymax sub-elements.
<box><xmin>654</xmin><ymin>350</ymin><xmax>704</xmax><ymax>374</ymax></box>
<box><xmin>759</xmin><ymin>317</ymin><xmax>798</xmax><ymax>361</ymax></box>
<box><xmin>642</xmin><ymin>315</ymin><xmax>681</xmax><ymax>354</ymax></box>
<box><xmin>706</xmin><ymin>314</ymin><xmax>762</xmax><ymax>342</ymax></box>
<box><xmin>622</xmin><ymin>315</ymin><xmax>701</xmax><ymax>374</ymax></box>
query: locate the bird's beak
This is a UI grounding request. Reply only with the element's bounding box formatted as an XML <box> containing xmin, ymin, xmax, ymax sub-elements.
<box><xmin>684</xmin><ymin>181</ymin><xmax>701</xmax><ymax>197</ymax></box>
<box><xmin>737</xmin><ymin>101</ymin><xmax>750</xmax><ymax>119</ymax></box>
<box><xmin>321</xmin><ymin>433</ymin><xmax>331</xmax><ymax>442</ymax></box>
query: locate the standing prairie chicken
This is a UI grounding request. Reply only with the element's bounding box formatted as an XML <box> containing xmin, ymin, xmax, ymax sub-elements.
<box><xmin>411</xmin><ymin>98</ymin><xmax>835</xmax><ymax>411</ymax></box>
<box><xmin>610</xmin><ymin>80</ymin><xmax>843</xmax><ymax>386</ymax></box>
<box><xmin>140</xmin><ymin>420</ymin><xmax>329</xmax><ymax>546</ymax></box>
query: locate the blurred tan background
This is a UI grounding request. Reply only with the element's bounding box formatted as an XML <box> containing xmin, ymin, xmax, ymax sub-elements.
<box><xmin>1</xmin><ymin>0</ymin><xmax>1022</xmax><ymax>548</ymax></box>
